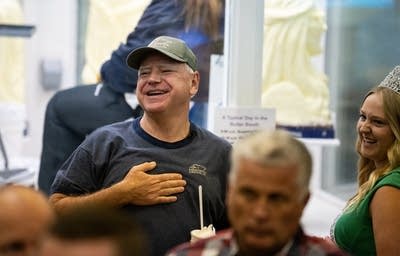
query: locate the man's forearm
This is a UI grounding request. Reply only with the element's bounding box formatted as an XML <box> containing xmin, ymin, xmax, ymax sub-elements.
<box><xmin>49</xmin><ymin>182</ymin><xmax>128</xmax><ymax>213</ymax></box>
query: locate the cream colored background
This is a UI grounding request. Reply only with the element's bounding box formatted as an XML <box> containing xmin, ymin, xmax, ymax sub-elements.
<box><xmin>81</xmin><ymin>0</ymin><xmax>150</xmax><ymax>83</ymax></box>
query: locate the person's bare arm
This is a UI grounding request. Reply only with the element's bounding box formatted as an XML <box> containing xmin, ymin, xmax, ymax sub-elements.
<box><xmin>49</xmin><ymin>161</ymin><xmax>187</xmax><ymax>213</ymax></box>
<box><xmin>370</xmin><ymin>185</ymin><xmax>400</xmax><ymax>255</ymax></box>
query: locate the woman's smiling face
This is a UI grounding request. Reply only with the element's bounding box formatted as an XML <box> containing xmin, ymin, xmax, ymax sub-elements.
<box><xmin>357</xmin><ymin>92</ymin><xmax>395</xmax><ymax>168</ymax></box>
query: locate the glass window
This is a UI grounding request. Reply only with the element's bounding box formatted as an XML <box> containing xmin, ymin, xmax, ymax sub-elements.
<box><xmin>254</xmin><ymin>0</ymin><xmax>400</xmax><ymax>201</ymax></box>
<box><xmin>322</xmin><ymin>0</ymin><xmax>400</xmax><ymax>199</ymax></box>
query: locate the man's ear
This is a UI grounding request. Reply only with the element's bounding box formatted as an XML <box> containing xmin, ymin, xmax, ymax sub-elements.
<box><xmin>189</xmin><ymin>71</ymin><xmax>200</xmax><ymax>97</ymax></box>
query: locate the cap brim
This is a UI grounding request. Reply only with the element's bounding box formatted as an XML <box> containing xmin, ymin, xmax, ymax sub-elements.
<box><xmin>126</xmin><ymin>47</ymin><xmax>186</xmax><ymax>70</ymax></box>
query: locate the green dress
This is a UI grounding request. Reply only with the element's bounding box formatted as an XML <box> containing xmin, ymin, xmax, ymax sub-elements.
<box><xmin>332</xmin><ymin>169</ymin><xmax>400</xmax><ymax>256</ymax></box>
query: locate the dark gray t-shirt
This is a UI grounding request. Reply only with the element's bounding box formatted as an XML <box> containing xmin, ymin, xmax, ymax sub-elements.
<box><xmin>51</xmin><ymin>118</ymin><xmax>231</xmax><ymax>256</ymax></box>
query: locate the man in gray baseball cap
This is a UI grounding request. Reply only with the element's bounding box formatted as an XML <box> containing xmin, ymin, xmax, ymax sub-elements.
<box><xmin>126</xmin><ymin>35</ymin><xmax>197</xmax><ymax>71</ymax></box>
<box><xmin>49</xmin><ymin>35</ymin><xmax>231</xmax><ymax>256</ymax></box>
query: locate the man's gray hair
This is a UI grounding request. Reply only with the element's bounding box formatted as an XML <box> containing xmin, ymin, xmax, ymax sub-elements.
<box><xmin>230</xmin><ymin>129</ymin><xmax>312</xmax><ymax>190</ymax></box>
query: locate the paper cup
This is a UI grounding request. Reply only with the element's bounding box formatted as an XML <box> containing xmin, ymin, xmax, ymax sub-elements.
<box><xmin>190</xmin><ymin>224</ymin><xmax>215</xmax><ymax>243</ymax></box>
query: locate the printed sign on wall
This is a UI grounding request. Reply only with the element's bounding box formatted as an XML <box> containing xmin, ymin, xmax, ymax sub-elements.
<box><xmin>213</xmin><ymin>107</ymin><xmax>275</xmax><ymax>144</ymax></box>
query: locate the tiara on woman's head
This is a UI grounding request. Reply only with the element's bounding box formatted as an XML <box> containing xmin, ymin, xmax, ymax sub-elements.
<box><xmin>378</xmin><ymin>66</ymin><xmax>400</xmax><ymax>94</ymax></box>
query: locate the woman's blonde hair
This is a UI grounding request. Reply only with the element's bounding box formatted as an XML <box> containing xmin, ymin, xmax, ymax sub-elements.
<box><xmin>346</xmin><ymin>86</ymin><xmax>400</xmax><ymax>209</ymax></box>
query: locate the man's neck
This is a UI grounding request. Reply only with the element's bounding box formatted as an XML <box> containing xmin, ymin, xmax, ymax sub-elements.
<box><xmin>140</xmin><ymin>114</ymin><xmax>191</xmax><ymax>142</ymax></box>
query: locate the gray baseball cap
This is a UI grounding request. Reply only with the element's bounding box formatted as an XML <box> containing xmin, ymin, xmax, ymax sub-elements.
<box><xmin>126</xmin><ymin>36</ymin><xmax>197</xmax><ymax>71</ymax></box>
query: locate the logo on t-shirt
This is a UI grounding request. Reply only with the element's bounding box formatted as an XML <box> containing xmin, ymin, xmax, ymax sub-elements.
<box><xmin>189</xmin><ymin>164</ymin><xmax>207</xmax><ymax>176</ymax></box>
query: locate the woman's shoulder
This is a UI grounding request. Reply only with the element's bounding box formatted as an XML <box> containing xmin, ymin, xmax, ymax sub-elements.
<box><xmin>377</xmin><ymin>168</ymin><xmax>400</xmax><ymax>185</ymax></box>
<box><xmin>362</xmin><ymin>169</ymin><xmax>400</xmax><ymax>202</ymax></box>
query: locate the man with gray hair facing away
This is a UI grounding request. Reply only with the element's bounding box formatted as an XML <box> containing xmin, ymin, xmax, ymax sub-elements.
<box><xmin>167</xmin><ymin>130</ymin><xmax>347</xmax><ymax>256</ymax></box>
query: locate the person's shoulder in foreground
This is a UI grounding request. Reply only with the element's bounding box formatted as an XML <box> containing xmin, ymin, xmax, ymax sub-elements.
<box><xmin>166</xmin><ymin>228</ymin><xmax>348</xmax><ymax>256</ymax></box>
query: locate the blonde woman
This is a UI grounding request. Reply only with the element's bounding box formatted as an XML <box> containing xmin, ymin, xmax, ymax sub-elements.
<box><xmin>332</xmin><ymin>66</ymin><xmax>400</xmax><ymax>255</ymax></box>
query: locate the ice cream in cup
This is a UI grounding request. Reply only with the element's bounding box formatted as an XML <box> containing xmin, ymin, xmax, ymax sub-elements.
<box><xmin>190</xmin><ymin>185</ymin><xmax>216</xmax><ymax>243</ymax></box>
<box><xmin>190</xmin><ymin>224</ymin><xmax>216</xmax><ymax>243</ymax></box>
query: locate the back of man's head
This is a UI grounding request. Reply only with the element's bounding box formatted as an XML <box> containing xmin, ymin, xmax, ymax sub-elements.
<box><xmin>42</xmin><ymin>206</ymin><xmax>148</xmax><ymax>256</ymax></box>
<box><xmin>0</xmin><ymin>185</ymin><xmax>54</xmax><ymax>256</ymax></box>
